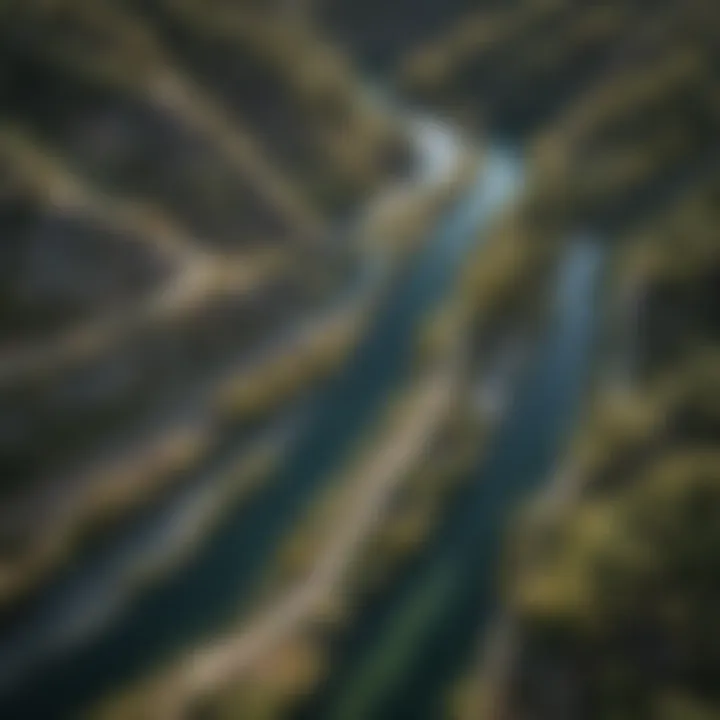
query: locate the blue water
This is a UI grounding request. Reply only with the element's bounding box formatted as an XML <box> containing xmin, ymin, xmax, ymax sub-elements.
<box><xmin>311</xmin><ymin>240</ymin><xmax>605</xmax><ymax>720</ymax></box>
<box><xmin>0</xmin><ymin>146</ymin><xmax>523</xmax><ymax>719</ymax></box>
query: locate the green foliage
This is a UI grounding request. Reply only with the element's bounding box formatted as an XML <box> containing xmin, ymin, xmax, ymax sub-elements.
<box><xmin>503</xmin><ymin>349</ymin><xmax>720</xmax><ymax>719</ymax></box>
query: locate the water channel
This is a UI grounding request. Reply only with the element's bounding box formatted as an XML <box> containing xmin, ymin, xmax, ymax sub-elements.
<box><xmin>0</xmin><ymin>134</ymin><xmax>524</xmax><ymax>718</ymax></box>
<box><xmin>306</xmin><ymin>239</ymin><xmax>604</xmax><ymax>720</ymax></box>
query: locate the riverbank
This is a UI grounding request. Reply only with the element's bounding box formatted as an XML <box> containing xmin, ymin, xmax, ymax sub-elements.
<box><xmin>0</xmin><ymin>104</ymin><xmax>475</xmax><ymax>625</ymax></box>
<box><xmin>455</xmin><ymin>322</ymin><xmax>720</xmax><ymax>719</ymax></box>
<box><xmin>309</xmin><ymin>239</ymin><xmax>604</xmax><ymax>720</ymax></box>
<box><xmin>88</xmin><ymin>136</ymin><xmax>528</xmax><ymax>716</ymax></box>
<box><xmin>449</xmin><ymin>147</ymin><xmax>720</xmax><ymax>720</ymax></box>
<box><xmin>0</xmin><ymin>99</ymin><xmax>486</xmax><ymax>719</ymax></box>
<box><xmin>85</xmin><ymin>134</ymin><xmax>487</xmax><ymax>720</ymax></box>
<box><xmin>92</xmin><ymin>357</ymin><xmax>464</xmax><ymax>719</ymax></box>
<box><xmin>103</xmin><ymin>145</ymin><xmax>533</xmax><ymax>720</ymax></box>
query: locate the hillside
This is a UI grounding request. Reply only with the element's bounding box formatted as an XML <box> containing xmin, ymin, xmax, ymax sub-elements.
<box><xmin>0</xmin><ymin>0</ymin><xmax>410</xmax><ymax>612</ymax></box>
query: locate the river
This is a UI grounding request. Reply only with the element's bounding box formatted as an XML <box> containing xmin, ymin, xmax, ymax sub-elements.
<box><xmin>302</xmin><ymin>239</ymin><xmax>605</xmax><ymax>720</ymax></box>
<box><xmin>0</xmin><ymin>132</ymin><xmax>522</xmax><ymax>717</ymax></box>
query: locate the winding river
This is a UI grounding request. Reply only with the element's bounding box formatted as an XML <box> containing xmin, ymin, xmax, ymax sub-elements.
<box><xmin>304</xmin><ymin>239</ymin><xmax>605</xmax><ymax>720</ymax></box>
<box><xmin>0</xmin><ymin>127</ymin><xmax>523</xmax><ymax>717</ymax></box>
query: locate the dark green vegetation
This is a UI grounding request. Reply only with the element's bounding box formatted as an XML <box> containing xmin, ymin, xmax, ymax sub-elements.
<box><xmin>485</xmin><ymin>178</ymin><xmax>720</xmax><ymax>718</ymax></box>
<box><xmin>504</xmin><ymin>359</ymin><xmax>720</xmax><ymax>720</ymax></box>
